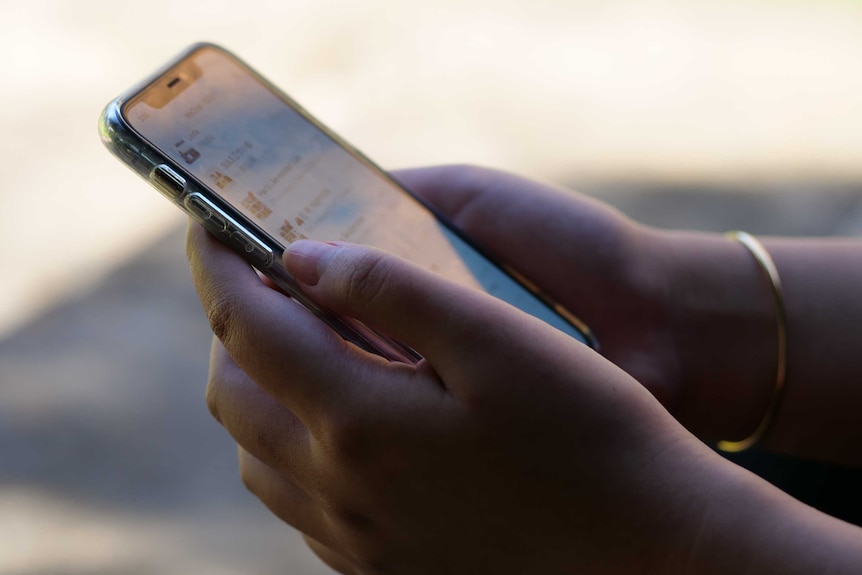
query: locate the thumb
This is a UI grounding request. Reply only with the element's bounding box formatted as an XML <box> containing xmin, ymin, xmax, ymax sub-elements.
<box><xmin>284</xmin><ymin>240</ymin><xmax>536</xmax><ymax>370</ymax></box>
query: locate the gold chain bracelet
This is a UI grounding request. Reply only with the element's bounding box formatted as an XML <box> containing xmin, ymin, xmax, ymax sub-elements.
<box><xmin>717</xmin><ymin>231</ymin><xmax>788</xmax><ymax>453</ymax></box>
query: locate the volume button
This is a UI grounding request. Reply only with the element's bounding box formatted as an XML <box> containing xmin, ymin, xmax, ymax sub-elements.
<box><xmin>184</xmin><ymin>194</ymin><xmax>273</xmax><ymax>267</ymax></box>
<box><xmin>150</xmin><ymin>164</ymin><xmax>186</xmax><ymax>199</ymax></box>
<box><xmin>229</xmin><ymin>228</ymin><xmax>274</xmax><ymax>267</ymax></box>
<box><xmin>185</xmin><ymin>194</ymin><xmax>227</xmax><ymax>231</ymax></box>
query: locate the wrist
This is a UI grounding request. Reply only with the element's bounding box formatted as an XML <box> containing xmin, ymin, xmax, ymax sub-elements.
<box><xmin>651</xmin><ymin>229</ymin><xmax>778</xmax><ymax>441</ymax></box>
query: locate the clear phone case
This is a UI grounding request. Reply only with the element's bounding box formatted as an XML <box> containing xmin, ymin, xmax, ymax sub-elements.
<box><xmin>99</xmin><ymin>43</ymin><xmax>422</xmax><ymax>363</ymax></box>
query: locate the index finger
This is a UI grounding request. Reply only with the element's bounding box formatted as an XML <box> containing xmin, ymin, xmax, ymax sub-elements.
<box><xmin>185</xmin><ymin>222</ymin><xmax>379</xmax><ymax>429</ymax></box>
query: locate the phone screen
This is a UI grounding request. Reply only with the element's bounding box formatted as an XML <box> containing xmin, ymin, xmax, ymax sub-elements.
<box><xmin>124</xmin><ymin>46</ymin><xmax>589</xmax><ymax>344</ymax></box>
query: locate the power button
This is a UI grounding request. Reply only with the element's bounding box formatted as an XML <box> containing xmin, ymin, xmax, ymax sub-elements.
<box><xmin>150</xmin><ymin>164</ymin><xmax>186</xmax><ymax>199</ymax></box>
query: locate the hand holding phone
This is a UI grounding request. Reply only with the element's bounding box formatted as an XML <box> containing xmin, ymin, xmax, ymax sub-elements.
<box><xmin>100</xmin><ymin>43</ymin><xmax>595</xmax><ymax>359</ymax></box>
<box><xmin>189</xmin><ymin>215</ymin><xmax>741</xmax><ymax>575</ymax></box>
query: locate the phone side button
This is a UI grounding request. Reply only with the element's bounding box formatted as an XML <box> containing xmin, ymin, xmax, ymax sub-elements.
<box><xmin>185</xmin><ymin>194</ymin><xmax>227</xmax><ymax>231</ymax></box>
<box><xmin>230</xmin><ymin>229</ymin><xmax>274</xmax><ymax>268</ymax></box>
<box><xmin>150</xmin><ymin>164</ymin><xmax>186</xmax><ymax>199</ymax></box>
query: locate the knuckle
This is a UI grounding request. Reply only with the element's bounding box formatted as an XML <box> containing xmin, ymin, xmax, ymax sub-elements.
<box><xmin>338</xmin><ymin>252</ymin><xmax>395</xmax><ymax>312</ymax></box>
<box><xmin>323</xmin><ymin>504</ymin><xmax>391</xmax><ymax>572</ymax></box>
<box><xmin>451</xmin><ymin>162</ymin><xmax>488</xmax><ymax>182</ymax></box>
<box><xmin>248</xmin><ymin>423</ymin><xmax>289</xmax><ymax>467</ymax></box>
<box><xmin>350</xmin><ymin>543</ymin><xmax>394</xmax><ymax>575</ymax></box>
<box><xmin>237</xmin><ymin>450</ymin><xmax>276</xmax><ymax>500</ymax></box>
<box><xmin>205</xmin><ymin>287</ymin><xmax>242</xmax><ymax>346</ymax></box>
<box><xmin>204</xmin><ymin>376</ymin><xmax>221</xmax><ymax>422</ymax></box>
<box><xmin>237</xmin><ymin>451</ymin><xmax>257</xmax><ymax>493</ymax></box>
<box><xmin>320</xmin><ymin>412</ymin><xmax>375</xmax><ymax>464</ymax></box>
<box><xmin>328</xmin><ymin>500</ymin><xmax>377</xmax><ymax>535</ymax></box>
<box><xmin>302</xmin><ymin>535</ymin><xmax>356</xmax><ymax>575</ymax></box>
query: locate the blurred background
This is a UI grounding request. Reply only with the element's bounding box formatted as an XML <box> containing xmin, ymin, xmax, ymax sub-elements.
<box><xmin>2</xmin><ymin>0</ymin><xmax>862</xmax><ymax>573</ymax></box>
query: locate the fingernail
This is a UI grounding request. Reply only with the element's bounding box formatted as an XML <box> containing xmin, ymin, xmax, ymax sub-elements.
<box><xmin>284</xmin><ymin>240</ymin><xmax>337</xmax><ymax>286</ymax></box>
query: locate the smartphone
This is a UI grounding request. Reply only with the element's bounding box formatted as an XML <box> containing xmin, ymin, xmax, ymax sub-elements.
<box><xmin>100</xmin><ymin>43</ymin><xmax>596</xmax><ymax>362</ymax></box>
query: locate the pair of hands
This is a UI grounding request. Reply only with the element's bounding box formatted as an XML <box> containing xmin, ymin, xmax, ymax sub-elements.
<box><xmin>185</xmin><ymin>166</ymin><xmax>786</xmax><ymax>573</ymax></box>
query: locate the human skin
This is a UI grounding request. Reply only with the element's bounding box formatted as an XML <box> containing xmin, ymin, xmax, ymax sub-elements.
<box><xmin>389</xmin><ymin>166</ymin><xmax>862</xmax><ymax>463</ymax></box>
<box><xmin>187</xmin><ymin>165</ymin><xmax>862</xmax><ymax>573</ymax></box>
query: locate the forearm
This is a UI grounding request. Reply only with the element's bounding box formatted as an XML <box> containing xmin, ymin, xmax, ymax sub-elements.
<box><xmin>680</xmin><ymin>458</ymin><xmax>862</xmax><ymax>575</ymax></box>
<box><xmin>655</xmin><ymin>231</ymin><xmax>862</xmax><ymax>463</ymax></box>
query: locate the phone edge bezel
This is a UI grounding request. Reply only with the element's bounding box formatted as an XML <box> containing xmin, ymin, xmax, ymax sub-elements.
<box><xmin>100</xmin><ymin>41</ymin><xmax>598</xmax><ymax>351</ymax></box>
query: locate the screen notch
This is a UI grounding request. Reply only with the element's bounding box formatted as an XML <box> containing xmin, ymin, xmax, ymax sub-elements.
<box><xmin>131</xmin><ymin>54</ymin><xmax>204</xmax><ymax>110</ymax></box>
